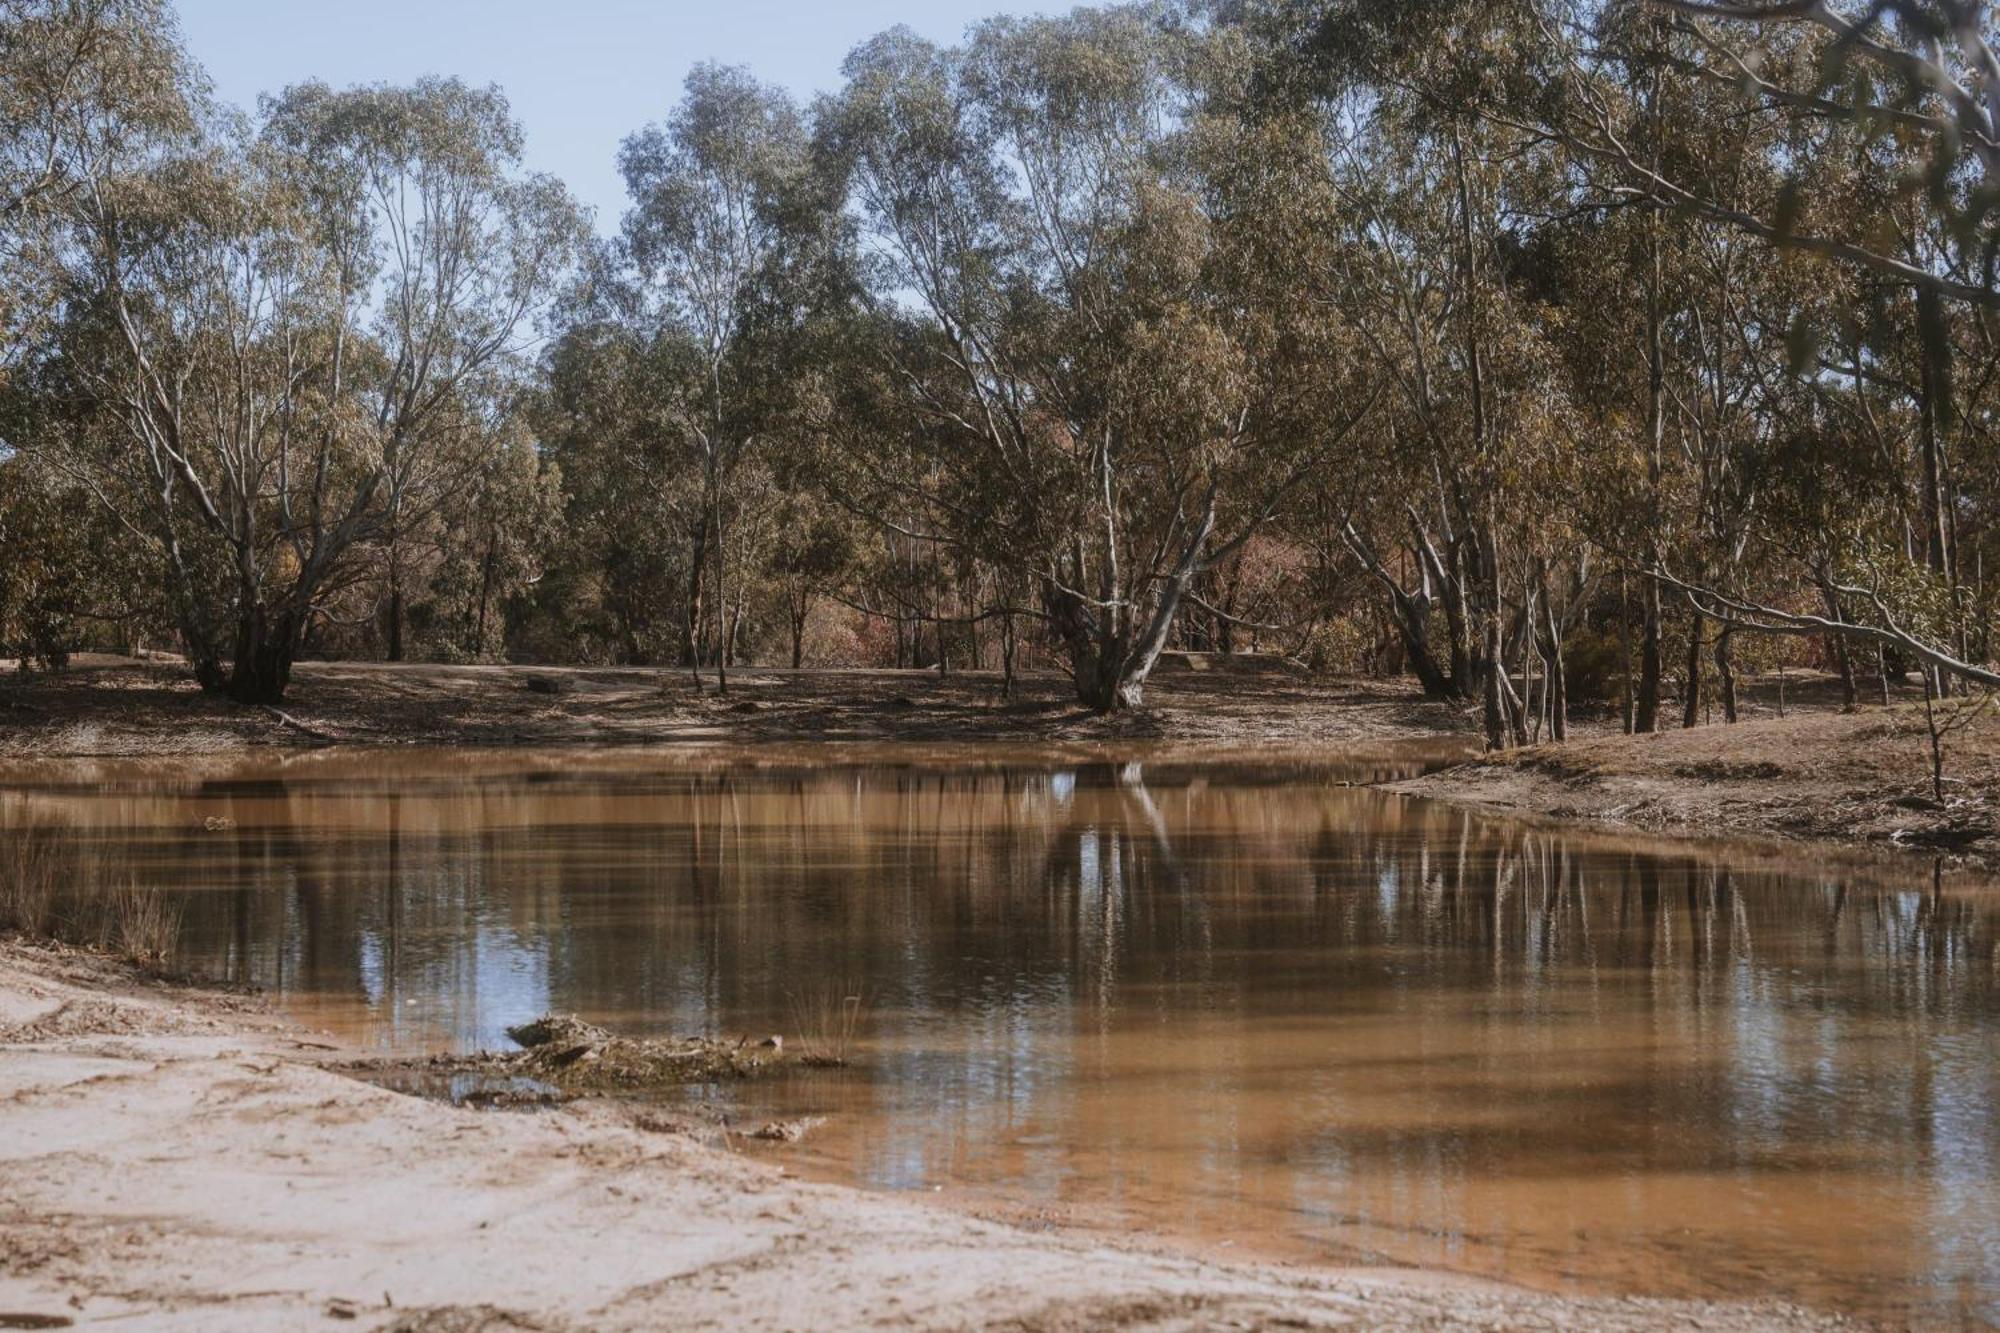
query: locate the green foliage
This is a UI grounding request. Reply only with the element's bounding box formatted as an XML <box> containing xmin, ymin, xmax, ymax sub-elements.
<box><xmin>6</xmin><ymin>0</ymin><xmax>2000</xmax><ymax>715</ymax></box>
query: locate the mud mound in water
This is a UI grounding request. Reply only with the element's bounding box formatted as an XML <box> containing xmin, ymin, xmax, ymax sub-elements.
<box><xmin>504</xmin><ymin>1013</ymin><xmax>784</xmax><ymax>1088</ymax></box>
<box><xmin>357</xmin><ymin>1013</ymin><xmax>791</xmax><ymax>1097</ymax></box>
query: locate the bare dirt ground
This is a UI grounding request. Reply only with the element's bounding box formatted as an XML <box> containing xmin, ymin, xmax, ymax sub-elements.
<box><xmin>0</xmin><ymin>940</ymin><xmax>1852</xmax><ymax>1332</ymax></box>
<box><xmin>0</xmin><ymin>655</ymin><xmax>1473</xmax><ymax>758</ymax></box>
<box><xmin>1394</xmin><ymin>679</ymin><xmax>2000</xmax><ymax>871</ymax></box>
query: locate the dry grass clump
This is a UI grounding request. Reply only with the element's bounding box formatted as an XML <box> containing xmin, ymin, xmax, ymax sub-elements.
<box><xmin>1</xmin><ymin>805</ymin><xmax>183</xmax><ymax>969</ymax></box>
<box><xmin>787</xmin><ymin>979</ymin><xmax>871</xmax><ymax>1067</ymax></box>
<box><xmin>0</xmin><ymin>808</ymin><xmax>66</xmax><ymax>937</ymax></box>
<box><xmin>107</xmin><ymin>885</ymin><xmax>185</xmax><ymax>966</ymax></box>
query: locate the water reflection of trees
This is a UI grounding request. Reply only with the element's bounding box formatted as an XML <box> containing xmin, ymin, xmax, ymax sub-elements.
<box><xmin>19</xmin><ymin>759</ymin><xmax>1995</xmax><ymax>1043</ymax></box>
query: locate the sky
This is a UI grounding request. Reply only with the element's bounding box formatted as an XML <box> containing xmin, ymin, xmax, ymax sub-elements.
<box><xmin>173</xmin><ymin>1</ymin><xmax>1038</xmax><ymax>233</ymax></box>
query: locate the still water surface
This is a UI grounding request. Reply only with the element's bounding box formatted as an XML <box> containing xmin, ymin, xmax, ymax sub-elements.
<box><xmin>4</xmin><ymin>746</ymin><xmax>1997</xmax><ymax>1324</ymax></box>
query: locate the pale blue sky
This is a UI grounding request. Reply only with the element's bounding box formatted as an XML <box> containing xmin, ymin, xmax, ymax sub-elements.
<box><xmin>173</xmin><ymin>1</ymin><xmax>1037</xmax><ymax>232</ymax></box>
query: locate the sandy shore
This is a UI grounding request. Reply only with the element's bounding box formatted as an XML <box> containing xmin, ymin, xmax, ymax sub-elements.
<box><xmin>0</xmin><ymin>940</ymin><xmax>1858</xmax><ymax>1332</ymax></box>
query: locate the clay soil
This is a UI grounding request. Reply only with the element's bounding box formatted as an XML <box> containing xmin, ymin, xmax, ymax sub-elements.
<box><xmin>0</xmin><ymin>939</ymin><xmax>1853</xmax><ymax>1332</ymax></box>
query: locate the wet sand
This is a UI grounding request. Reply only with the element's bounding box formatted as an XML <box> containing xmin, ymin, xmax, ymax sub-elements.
<box><xmin>0</xmin><ymin>939</ymin><xmax>1852</xmax><ymax>1331</ymax></box>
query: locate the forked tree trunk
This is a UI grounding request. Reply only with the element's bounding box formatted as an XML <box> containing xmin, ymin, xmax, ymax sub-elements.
<box><xmin>227</xmin><ymin>604</ymin><xmax>304</xmax><ymax>705</ymax></box>
<box><xmin>1043</xmin><ymin>570</ymin><xmax>1193</xmax><ymax>714</ymax></box>
<box><xmin>1714</xmin><ymin>624</ymin><xmax>1738</xmax><ymax>724</ymax></box>
<box><xmin>1540</xmin><ymin>589</ymin><xmax>1568</xmax><ymax>743</ymax></box>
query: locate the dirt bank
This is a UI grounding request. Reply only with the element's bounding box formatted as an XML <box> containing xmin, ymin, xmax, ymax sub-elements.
<box><xmin>1393</xmin><ymin>696</ymin><xmax>2000</xmax><ymax>871</ymax></box>
<box><xmin>7</xmin><ymin>656</ymin><xmax>1989</xmax><ymax>874</ymax></box>
<box><xmin>0</xmin><ymin>656</ymin><xmax>1473</xmax><ymax>758</ymax></box>
<box><xmin>0</xmin><ymin>941</ymin><xmax>1852</xmax><ymax>1332</ymax></box>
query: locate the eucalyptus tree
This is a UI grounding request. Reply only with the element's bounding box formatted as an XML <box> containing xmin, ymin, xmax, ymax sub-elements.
<box><xmin>1238</xmin><ymin>0</ymin><xmax>1586</xmax><ymax>745</ymax></box>
<box><xmin>1586</xmin><ymin>0</ymin><xmax>2000</xmax><ymax>309</ymax></box>
<box><xmin>46</xmin><ymin>77</ymin><xmax>582</xmax><ymax>701</ymax></box>
<box><xmin>529</xmin><ymin>319</ymin><xmax>706</xmax><ymax>664</ymax></box>
<box><xmin>1527</xmin><ymin>0</ymin><xmax>2000</xmax><ymax>690</ymax></box>
<box><xmin>1</xmin><ymin>0</ymin><xmax>189</xmax><ymax>372</ymax></box>
<box><xmin>614</xmin><ymin>63</ymin><xmax>826</xmax><ymax>690</ymax></box>
<box><xmin>820</xmin><ymin>8</ymin><xmax>1372</xmax><ymax>712</ymax></box>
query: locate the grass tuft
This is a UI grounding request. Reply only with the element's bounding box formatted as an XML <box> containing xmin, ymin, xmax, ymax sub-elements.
<box><xmin>786</xmin><ymin>979</ymin><xmax>871</xmax><ymax>1067</ymax></box>
<box><xmin>0</xmin><ymin>808</ymin><xmax>66</xmax><ymax>938</ymax></box>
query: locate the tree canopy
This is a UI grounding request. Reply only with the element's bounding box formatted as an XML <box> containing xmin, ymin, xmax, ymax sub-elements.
<box><xmin>4</xmin><ymin>0</ymin><xmax>1997</xmax><ymax>737</ymax></box>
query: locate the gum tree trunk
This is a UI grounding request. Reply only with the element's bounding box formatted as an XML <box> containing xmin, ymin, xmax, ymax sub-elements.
<box><xmin>227</xmin><ymin>604</ymin><xmax>304</xmax><ymax>705</ymax></box>
<box><xmin>1714</xmin><ymin>623</ymin><xmax>1738</xmax><ymax>723</ymax></box>
<box><xmin>1682</xmin><ymin>610</ymin><xmax>1704</xmax><ymax>728</ymax></box>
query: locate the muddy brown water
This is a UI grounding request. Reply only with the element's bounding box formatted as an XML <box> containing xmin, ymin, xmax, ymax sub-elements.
<box><xmin>3</xmin><ymin>744</ymin><xmax>1996</xmax><ymax>1325</ymax></box>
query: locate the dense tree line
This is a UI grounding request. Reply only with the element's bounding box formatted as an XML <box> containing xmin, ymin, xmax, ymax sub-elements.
<box><xmin>3</xmin><ymin>0</ymin><xmax>1997</xmax><ymax>746</ymax></box>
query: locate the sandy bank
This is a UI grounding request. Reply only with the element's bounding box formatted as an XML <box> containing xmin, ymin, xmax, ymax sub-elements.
<box><xmin>0</xmin><ymin>941</ymin><xmax>1852</xmax><ymax>1332</ymax></box>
